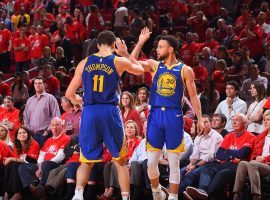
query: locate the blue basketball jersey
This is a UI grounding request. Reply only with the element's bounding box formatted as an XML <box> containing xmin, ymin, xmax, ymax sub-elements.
<box><xmin>82</xmin><ymin>54</ymin><xmax>119</xmax><ymax>105</ymax></box>
<box><xmin>149</xmin><ymin>61</ymin><xmax>185</xmax><ymax>110</ymax></box>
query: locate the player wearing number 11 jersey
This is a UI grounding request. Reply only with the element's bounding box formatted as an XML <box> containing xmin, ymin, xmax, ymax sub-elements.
<box><xmin>66</xmin><ymin>30</ymin><xmax>144</xmax><ymax>200</ymax></box>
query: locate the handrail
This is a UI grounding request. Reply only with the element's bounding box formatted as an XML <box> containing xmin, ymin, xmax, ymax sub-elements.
<box><xmin>3</xmin><ymin>67</ymin><xmax>39</xmax><ymax>83</ymax></box>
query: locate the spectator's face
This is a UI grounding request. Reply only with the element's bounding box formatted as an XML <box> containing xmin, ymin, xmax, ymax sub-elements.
<box><xmin>250</xmin><ymin>65</ymin><xmax>259</xmax><ymax>79</ymax></box>
<box><xmin>138</xmin><ymin>89</ymin><xmax>147</xmax><ymax>102</ymax></box>
<box><xmin>232</xmin><ymin>115</ymin><xmax>246</xmax><ymax>133</ymax></box>
<box><xmin>4</xmin><ymin>99</ymin><xmax>13</xmax><ymax>110</ymax></box>
<box><xmin>226</xmin><ymin>85</ymin><xmax>237</xmax><ymax>98</ymax></box>
<box><xmin>0</xmin><ymin>127</ymin><xmax>7</xmax><ymax>141</ymax></box>
<box><xmin>211</xmin><ymin>116</ymin><xmax>224</xmax><ymax>130</ymax></box>
<box><xmin>43</xmin><ymin>67</ymin><xmax>52</xmax><ymax>77</ymax></box>
<box><xmin>192</xmin><ymin>55</ymin><xmax>200</xmax><ymax>66</ymax></box>
<box><xmin>37</xmin><ymin>26</ymin><xmax>43</xmax><ymax>34</ymax></box>
<box><xmin>250</xmin><ymin>84</ymin><xmax>258</xmax><ymax>97</ymax></box>
<box><xmin>125</xmin><ymin>122</ymin><xmax>136</xmax><ymax>139</ymax></box>
<box><xmin>226</xmin><ymin>26</ymin><xmax>234</xmax><ymax>35</ymax></box>
<box><xmin>121</xmin><ymin>94</ymin><xmax>131</xmax><ymax>107</ymax></box>
<box><xmin>61</xmin><ymin>99</ymin><xmax>70</xmax><ymax>112</ymax></box>
<box><xmin>34</xmin><ymin>79</ymin><xmax>45</xmax><ymax>93</ymax></box>
<box><xmin>17</xmin><ymin>128</ymin><xmax>28</xmax><ymax>142</ymax></box>
<box><xmin>156</xmin><ymin>40</ymin><xmax>170</xmax><ymax>60</ymax></box>
<box><xmin>206</xmin><ymin>29</ymin><xmax>213</xmax><ymax>40</ymax></box>
<box><xmin>50</xmin><ymin>119</ymin><xmax>63</xmax><ymax>136</ymax></box>
<box><xmin>263</xmin><ymin>115</ymin><xmax>270</xmax><ymax>131</ymax></box>
<box><xmin>185</xmin><ymin>33</ymin><xmax>193</xmax><ymax>43</ymax></box>
<box><xmin>203</xmin><ymin>117</ymin><xmax>211</xmax><ymax>134</ymax></box>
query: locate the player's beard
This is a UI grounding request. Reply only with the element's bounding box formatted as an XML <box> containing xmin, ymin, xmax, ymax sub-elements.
<box><xmin>157</xmin><ymin>52</ymin><xmax>169</xmax><ymax>61</ymax></box>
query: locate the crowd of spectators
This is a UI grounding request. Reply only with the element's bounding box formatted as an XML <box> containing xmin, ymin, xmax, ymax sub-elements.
<box><xmin>1</xmin><ymin>0</ymin><xmax>270</xmax><ymax>199</ymax></box>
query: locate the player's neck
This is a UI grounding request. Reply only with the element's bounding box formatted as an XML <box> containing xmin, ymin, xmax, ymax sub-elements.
<box><xmin>163</xmin><ymin>55</ymin><xmax>178</xmax><ymax>67</ymax></box>
<box><xmin>97</xmin><ymin>46</ymin><xmax>113</xmax><ymax>57</ymax></box>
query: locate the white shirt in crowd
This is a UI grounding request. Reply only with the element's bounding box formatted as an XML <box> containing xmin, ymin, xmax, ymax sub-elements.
<box><xmin>215</xmin><ymin>96</ymin><xmax>247</xmax><ymax>132</ymax></box>
<box><xmin>190</xmin><ymin>129</ymin><xmax>223</xmax><ymax>162</ymax></box>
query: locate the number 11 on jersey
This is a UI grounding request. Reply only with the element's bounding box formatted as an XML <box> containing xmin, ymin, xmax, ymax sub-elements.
<box><xmin>93</xmin><ymin>75</ymin><xmax>104</xmax><ymax>92</ymax></box>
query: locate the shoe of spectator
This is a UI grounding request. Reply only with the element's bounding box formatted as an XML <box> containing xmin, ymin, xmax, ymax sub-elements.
<box><xmin>97</xmin><ymin>194</ymin><xmax>114</xmax><ymax>200</ymax></box>
<box><xmin>152</xmin><ymin>186</ymin><xmax>169</xmax><ymax>200</ymax></box>
<box><xmin>183</xmin><ymin>191</ymin><xmax>193</xmax><ymax>200</ymax></box>
<box><xmin>32</xmin><ymin>184</ymin><xmax>46</xmax><ymax>199</ymax></box>
<box><xmin>72</xmin><ymin>189</ymin><xmax>84</xmax><ymax>200</ymax></box>
<box><xmin>186</xmin><ymin>186</ymin><xmax>208</xmax><ymax>200</ymax></box>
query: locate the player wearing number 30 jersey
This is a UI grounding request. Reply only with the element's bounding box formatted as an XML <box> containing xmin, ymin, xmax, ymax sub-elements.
<box><xmin>66</xmin><ymin>30</ymin><xmax>144</xmax><ymax>200</ymax></box>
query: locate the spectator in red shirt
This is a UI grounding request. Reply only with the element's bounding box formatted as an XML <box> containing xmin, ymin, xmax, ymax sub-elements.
<box><xmin>14</xmin><ymin>0</ymin><xmax>31</xmax><ymax>14</ymax></box>
<box><xmin>0</xmin><ymin>96</ymin><xmax>20</xmax><ymax>140</ymax></box>
<box><xmin>169</xmin><ymin>0</ymin><xmax>189</xmax><ymax>26</ymax></box>
<box><xmin>39</xmin><ymin>8</ymin><xmax>55</xmax><ymax>34</ymax></box>
<box><xmin>0</xmin><ymin>71</ymin><xmax>11</xmax><ymax>97</ymax></box>
<box><xmin>29</xmin><ymin>25</ymin><xmax>49</xmax><ymax>67</ymax></box>
<box><xmin>212</xmin><ymin>59</ymin><xmax>229</xmax><ymax>100</ymax></box>
<box><xmin>0</xmin><ymin>140</ymin><xmax>16</xmax><ymax>198</ymax></box>
<box><xmin>13</xmin><ymin>28</ymin><xmax>30</xmax><ymax>72</ymax></box>
<box><xmin>199</xmin><ymin>28</ymin><xmax>220</xmax><ymax>54</ymax></box>
<box><xmin>215</xmin><ymin>18</ymin><xmax>227</xmax><ymax>43</ymax></box>
<box><xmin>235</xmin><ymin>4</ymin><xmax>250</xmax><ymax>35</ymax></box>
<box><xmin>191</xmin><ymin>53</ymin><xmax>208</xmax><ymax>90</ymax></box>
<box><xmin>43</xmin><ymin>64</ymin><xmax>60</xmax><ymax>99</ymax></box>
<box><xmin>125</xmin><ymin>120</ymin><xmax>141</xmax><ymax>160</ymax></box>
<box><xmin>87</xmin><ymin>5</ymin><xmax>102</xmax><ymax>36</ymax></box>
<box><xmin>18</xmin><ymin>118</ymin><xmax>70</xmax><ymax>198</ymax></box>
<box><xmin>179</xmin><ymin>32</ymin><xmax>199</xmax><ymax>67</ymax></box>
<box><xmin>134</xmin><ymin>87</ymin><xmax>150</xmax><ymax>123</ymax></box>
<box><xmin>3</xmin><ymin>126</ymin><xmax>40</xmax><ymax>200</ymax></box>
<box><xmin>31</xmin><ymin>0</ymin><xmax>45</xmax><ymax>25</ymax></box>
<box><xmin>119</xmin><ymin>91</ymin><xmax>143</xmax><ymax>136</ymax></box>
<box><xmin>233</xmin><ymin>110</ymin><xmax>270</xmax><ymax>200</ymax></box>
<box><xmin>0</xmin><ymin>21</ymin><xmax>12</xmax><ymax>73</ymax></box>
<box><xmin>239</xmin><ymin>15</ymin><xmax>264</xmax><ymax>60</ymax></box>
<box><xmin>187</xmin><ymin>11</ymin><xmax>209</xmax><ymax>42</ymax></box>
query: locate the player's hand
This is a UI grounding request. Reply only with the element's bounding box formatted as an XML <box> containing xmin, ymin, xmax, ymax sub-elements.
<box><xmin>115</xmin><ymin>38</ymin><xmax>129</xmax><ymax>58</ymax></box>
<box><xmin>138</xmin><ymin>27</ymin><xmax>152</xmax><ymax>44</ymax></box>
<box><xmin>197</xmin><ymin>120</ymin><xmax>204</xmax><ymax>135</ymax></box>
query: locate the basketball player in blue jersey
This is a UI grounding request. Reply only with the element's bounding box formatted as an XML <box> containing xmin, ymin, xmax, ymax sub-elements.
<box><xmin>65</xmin><ymin>30</ymin><xmax>144</xmax><ymax>200</ymax></box>
<box><xmin>131</xmin><ymin>28</ymin><xmax>204</xmax><ymax>200</ymax></box>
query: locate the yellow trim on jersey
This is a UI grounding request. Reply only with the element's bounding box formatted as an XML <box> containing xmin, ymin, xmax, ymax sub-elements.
<box><xmin>181</xmin><ymin>64</ymin><xmax>187</xmax><ymax>87</ymax></box>
<box><xmin>167</xmin><ymin>139</ymin><xmax>185</xmax><ymax>153</ymax></box>
<box><xmin>79</xmin><ymin>150</ymin><xmax>103</xmax><ymax>163</ymax></box>
<box><xmin>151</xmin><ymin>61</ymin><xmax>160</xmax><ymax>79</ymax></box>
<box><xmin>112</xmin><ymin>135</ymin><xmax>127</xmax><ymax>161</ymax></box>
<box><xmin>146</xmin><ymin>141</ymin><xmax>163</xmax><ymax>152</ymax></box>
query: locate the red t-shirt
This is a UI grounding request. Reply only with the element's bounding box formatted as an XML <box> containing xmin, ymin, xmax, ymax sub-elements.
<box><xmin>220</xmin><ymin>131</ymin><xmax>255</xmax><ymax>163</ymax></box>
<box><xmin>199</xmin><ymin>39</ymin><xmax>220</xmax><ymax>54</ymax></box>
<box><xmin>212</xmin><ymin>70</ymin><xmax>226</xmax><ymax>94</ymax></box>
<box><xmin>42</xmin><ymin>133</ymin><xmax>70</xmax><ymax>161</ymax></box>
<box><xmin>239</xmin><ymin>25</ymin><xmax>264</xmax><ymax>57</ymax></box>
<box><xmin>180</xmin><ymin>42</ymin><xmax>199</xmax><ymax>67</ymax></box>
<box><xmin>13</xmin><ymin>139</ymin><xmax>40</xmax><ymax>160</ymax></box>
<box><xmin>44</xmin><ymin>75</ymin><xmax>60</xmax><ymax>96</ymax></box>
<box><xmin>0</xmin><ymin>29</ymin><xmax>12</xmax><ymax>53</ymax></box>
<box><xmin>0</xmin><ymin>108</ymin><xmax>20</xmax><ymax>140</ymax></box>
<box><xmin>14</xmin><ymin>0</ymin><xmax>31</xmax><ymax>14</ymax></box>
<box><xmin>121</xmin><ymin>109</ymin><xmax>143</xmax><ymax>136</ymax></box>
<box><xmin>0</xmin><ymin>140</ymin><xmax>16</xmax><ymax>163</ymax></box>
<box><xmin>0</xmin><ymin>82</ymin><xmax>11</xmax><ymax>97</ymax></box>
<box><xmin>13</xmin><ymin>37</ymin><xmax>30</xmax><ymax>62</ymax></box>
<box><xmin>169</xmin><ymin>1</ymin><xmax>188</xmax><ymax>20</ymax></box>
<box><xmin>30</xmin><ymin>34</ymin><xmax>49</xmax><ymax>59</ymax></box>
<box><xmin>192</xmin><ymin>65</ymin><xmax>208</xmax><ymax>90</ymax></box>
<box><xmin>65</xmin><ymin>23</ymin><xmax>79</xmax><ymax>45</ymax></box>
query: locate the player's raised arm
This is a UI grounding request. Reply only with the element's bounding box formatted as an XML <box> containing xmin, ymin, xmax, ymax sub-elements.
<box><xmin>131</xmin><ymin>28</ymin><xmax>159</xmax><ymax>73</ymax></box>
<box><xmin>115</xmin><ymin>38</ymin><xmax>144</xmax><ymax>75</ymax></box>
<box><xmin>65</xmin><ymin>59</ymin><xmax>86</xmax><ymax>106</ymax></box>
<box><xmin>183</xmin><ymin>65</ymin><xmax>204</xmax><ymax>134</ymax></box>
<box><xmin>131</xmin><ymin>27</ymin><xmax>151</xmax><ymax>59</ymax></box>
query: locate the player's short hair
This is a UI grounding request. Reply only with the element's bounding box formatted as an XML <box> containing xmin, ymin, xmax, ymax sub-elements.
<box><xmin>97</xmin><ymin>30</ymin><xmax>116</xmax><ymax>46</ymax></box>
<box><xmin>160</xmin><ymin>35</ymin><xmax>179</xmax><ymax>53</ymax></box>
